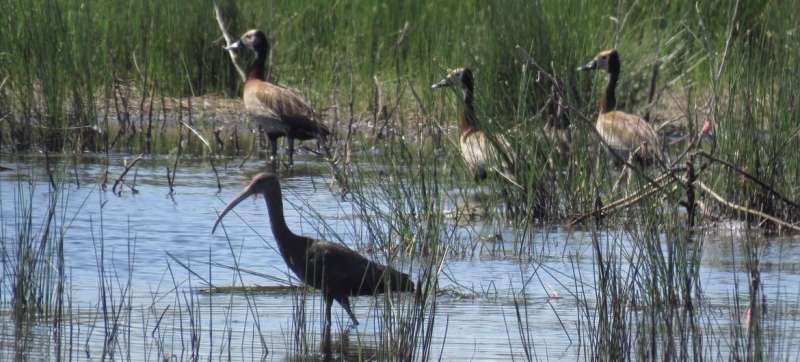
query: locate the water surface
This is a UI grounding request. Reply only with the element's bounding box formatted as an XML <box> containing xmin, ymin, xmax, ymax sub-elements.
<box><xmin>1</xmin><ymin>155</ymin><xmax>799</xmax><ymax>360</ymax></box>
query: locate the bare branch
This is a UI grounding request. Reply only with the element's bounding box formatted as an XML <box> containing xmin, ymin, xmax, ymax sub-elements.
<box><xmin>698</xmin><ymin>151</ymin><xmax>800</xmax><ymax>210</ymax></box>
<box><xmin>697</xmin><ymin>181</ymin><xmax>800</xmax><ymax>232</ymax></box>
<box><xmin>112</xmin><ymin>154</ymin><xmax>144</xmax><ymax>196</ymax></box>
<box><xmin>213</xmin><ymin>0</ymin><xmax>246</xmax><ymax>82</ymax></box>
<box><xmin>568</xmin><ymin>169</ymin><xmax>678</xmax><ymax>226</ymax></box>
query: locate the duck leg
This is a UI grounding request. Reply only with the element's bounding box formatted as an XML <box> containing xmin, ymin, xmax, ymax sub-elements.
<box><xmin>286</xmin><ymin>137</ymin><xmax>295</xmax><ymax>170</ymax></box>
<box><xmin>268</xmin><ymin>135</ymin><xmax>279</xmax><ymax>169</ymax></box>
<box><xmin>335</xmin><ymin>295</ymin><xmax>359</xmax><ymax>326</ymax></box>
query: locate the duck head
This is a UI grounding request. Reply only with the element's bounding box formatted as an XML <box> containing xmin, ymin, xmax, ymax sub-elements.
<box><xmin>224</xmin><ymin>29</ymin><xmax>270</xmax><ymax>54</ymax></box>
<box><xmin>577</xmin><ymin>49</ymin><xmax>620</xmax><ymax>74</ymax></box>
<box><xmin>431</xmin><ymin>67</ymin><xmax>474</xmax><ymax>91</ymax></box>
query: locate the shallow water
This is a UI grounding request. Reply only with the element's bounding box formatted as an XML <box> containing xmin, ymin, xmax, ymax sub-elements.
<box><xmin>1</xmin><ymin>155</ymin><xmax>800</xmax><ymax>360</ymax></box>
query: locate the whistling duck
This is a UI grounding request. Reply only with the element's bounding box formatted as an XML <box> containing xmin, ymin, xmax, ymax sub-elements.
<box><xmin>578</xmin><ymin>49</ymin><xmax>661</xmax><ymax>164</ymax></box>
<box><xmin>432</xmin><ymin>68</ymin><xmax>516</xmax><ymax>183</ymax></box>
<box><xmin>225</xmin><ymin>30</ymin><xmax>329</xmax><ymax>169</ymax></box>
<box><xmin>213</xmin><ymin>173</ymin><xmax>414</xmax><ymax>336</ymax></box>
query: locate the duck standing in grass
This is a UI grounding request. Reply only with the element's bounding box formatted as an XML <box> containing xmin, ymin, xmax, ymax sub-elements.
<box><xmin>578</xmin><ymin>49</ymin><xmax>662</xmax><ymax>165</ymax></box>
<box><xmin>225</xmin><ymin>30</ymin><xmax>329</xmax><ymax>169</ymax></box>
<box><xmin>431</xmin><ymin>68</ymin><xmax>519</xmax><ymax>187</ymax></box>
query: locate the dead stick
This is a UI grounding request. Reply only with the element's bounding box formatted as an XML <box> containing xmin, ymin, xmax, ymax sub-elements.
<box><xmin>569</xmin><ymin>170</ymin><xmax>678</xmax><ymax>226</ymax></box>
<box><xmin>209</xmin><ymin>157</ymin><xmax>222</xmax><ymax>193</ymax></box>
<box><xmin>238</xmin><ymin>131</ymin><xmax>256</xmax><ymax>169</ymax></box>
<box><xmin>697</xmin><ymin>181</ymin><xmax>800</xmax><ymax>232</ymax></box>
<box><xmin>112</xmin><ymin>154</ymin><xmax>144</xmax><ymax>196</ymax></box>
<box><xmin>212</xmin><ymin>0</ymin><xmax>246</xmax><ymax>82</ymax></box>
<box><xmin>697</xmin><ymin>151</ymin><xmax>800</xmax><ymax>210</ymax></box>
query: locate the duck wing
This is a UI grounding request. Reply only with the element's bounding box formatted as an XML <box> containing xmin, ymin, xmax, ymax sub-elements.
<box><xmin>244</xmin><ymin>81</ymin><xmax>329</xmax><ymax>137</ymax></box>
<box><xmin>597</xmin><ymin>111</ymin><xmax>661</xmax><ymax>161</ymax></box>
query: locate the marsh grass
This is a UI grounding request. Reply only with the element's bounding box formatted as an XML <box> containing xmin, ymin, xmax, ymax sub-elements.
<box><xmin>2</xmin><ymin>0</ymin><xmax>800</xmax><ymax>360</ymax></box>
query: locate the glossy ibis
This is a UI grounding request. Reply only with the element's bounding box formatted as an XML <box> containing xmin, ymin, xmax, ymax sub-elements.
<box><xmin>225</xmin><ymin>30</ymin><xmax>329</xmax><ymax>169</ymax></box>
<box><xmin>212</xmin><ymin>173</ymin><xmax>414</xmax><ymax>332</ymax></box>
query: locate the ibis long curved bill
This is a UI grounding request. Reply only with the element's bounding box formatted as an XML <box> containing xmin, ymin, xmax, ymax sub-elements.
<box><xmin>212</xmin><ymin>184</ymin><xmax>257</xmax><ymax>234</ymax></box>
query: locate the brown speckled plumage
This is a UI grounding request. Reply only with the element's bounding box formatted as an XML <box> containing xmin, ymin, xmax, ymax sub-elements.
<box><xmin>227</xmin><ymin>30</ymin><xmax>329</xmax><ymax>168</ymax></box>
<box><xmin>579</xmin><ymin>49</ymin><xmax>662</xmax><ymax>164</ymax></box>
<box><xmin>432</xmin><ymin>68</ymin><xmax>516</xmax><ymax>183</ymax></box>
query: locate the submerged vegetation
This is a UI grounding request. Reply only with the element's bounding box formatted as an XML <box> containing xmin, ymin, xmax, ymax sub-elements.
<box><xmin>2</xmin><ymin>0</ymin><xmax>800</xmax><ymax>360</ymax></box>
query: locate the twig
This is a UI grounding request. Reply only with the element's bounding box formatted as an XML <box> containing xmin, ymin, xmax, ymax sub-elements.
<box><xmin>568</xmin><ymin>169</ymin><xmax>679</xmax><ymax>226</ymax></box>
<box><xmin>180</xmin><ymin>121</ymin><xmax>211</xmax><ymax>149</ymax></box>
<box><xmin>213</xmin><ymin>127</ymin><xmax>224</xmax><ymax>153</ymax></box>
<box><xmin>209</xmin><ymin>158</ymin><xmax>222</xmax><ymax>194</ymax></box>
<box><xmin>167</xmin><ymin>116</ymin><xmax>184</xmax><ymax>196</ymax></box>
<box><xmin>212</xmin><ymin>0</ymin><xmax>246</xmax><ymax>82</ymax></box>
<box><xmin>238</xmin><ymin>130</ymin><xmax>256</xmax><ymax>169</ymax></box>
<box><xmin>372</xmin><ymin>75</ymin><xmax>386</xmax><ymax>139</ymax></box>
<box><xmin>112</xmin><ymin>154</ymin><xmax>144</xmax><ymax>196</ymax></box>
<box><xmin>43</xmin><ymin>150</ymin><xmax>56</xmax><ymax>189</ymax></box>
<box><xmin>697</xmin><ymin>181</ymin><xmax>800</xmax><ymax>232</ymax></box>
<box><xmin>697</xmin><ymin>151</ymin><xmax>800</xmax><ymax>210</ymax></box>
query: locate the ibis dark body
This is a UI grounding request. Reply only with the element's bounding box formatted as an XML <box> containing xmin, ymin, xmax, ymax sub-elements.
<box><xmin>226</xmin><ymin>30</ymin><xmax>329</xmax><ymax>168</ymax></box>
<box><xmin>213</xmin><ymin>173</ymin><xmax>414</xmax><ymax>330</ymax></box>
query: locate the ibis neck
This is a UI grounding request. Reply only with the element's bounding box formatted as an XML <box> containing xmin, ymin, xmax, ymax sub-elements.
<box><xmin>247</xmin><ymin>49</ymin><xmax>268</xmax><ymax>81</ymax></box>
<box><xmin>460</xmin><ymin>87</ymin><xmax>477</xmax><ymax>133</ymax></box>
<box><xmin>600</xmin><ymin>69</ymin><xmax>618</xmax><ymax>113</ymax></box>
<box><xmin>263</xmin><ymin>188</ymin><xmax>294</xmax><ymax>243</ymax></box>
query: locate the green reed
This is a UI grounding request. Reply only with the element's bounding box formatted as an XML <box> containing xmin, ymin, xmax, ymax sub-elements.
<box><xmin>2</xmin><ymin>0</ymin><xmax>800</xmax><ymax>359</ymax></box>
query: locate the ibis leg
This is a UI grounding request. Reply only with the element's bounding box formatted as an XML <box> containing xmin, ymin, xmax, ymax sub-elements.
<box><xmin>321</xmin><ymin>294</ymin><xmax>333</xmax><ymax>354</ymax></box>
<box><xmin>336</xmin><ymin>295</ymin><xmax>359</xmax><ymax>326</ymax></box>
<box><xmin>324</xmin><ymin>294</ymin><xmax>334</xmax><ymax>330</ymax></box>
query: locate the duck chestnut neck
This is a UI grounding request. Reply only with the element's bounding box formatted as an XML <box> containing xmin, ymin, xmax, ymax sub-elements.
<box><xmin>247</xmin><ymin>42</ymin><xmax>270</xmax><ymax>81</ymax></box>
<box><xmin>459</xmin><ymin>70</ymin><xmax>478</xmax><ymax>133</ymax></box>
<box><xmin>600</xmin><ymin>52</ymin><xmax>621</xmax><ymax>113</ymax></box>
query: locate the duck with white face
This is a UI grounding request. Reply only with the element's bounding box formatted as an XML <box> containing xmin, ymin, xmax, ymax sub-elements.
<box><xmin>431</xmin><ymin>67</ymin><xmax>518</xmax><ymax>185</ymax></box>
<box><xmin>224</xmin><ymin>29</ymin><xmax>330</xmax><ymax>170</ymax></box>
<box><xmin>578</xmin><ymin>49</ymin><xmax>662</xmax><ymax>166</ymax></box>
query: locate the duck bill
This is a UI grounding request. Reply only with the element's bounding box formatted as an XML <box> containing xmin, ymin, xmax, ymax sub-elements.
<box><xmin>431</xmin><ymin>78</ymin><xmax>450</xmax><ymax>89</ymax></box>
<box><xmin>577</xmin><ymin>60</ymin><xmax>597</xmax><ymax>71</ymax></box>
<box><xmin>224</xmin><ymin>40</ymin><xmax>243</xmax><ymax>51</ymax></box>
<box><xmin>212</xmin><ymin>185</ymin><xmax>256</xmax><ymax>234</ymax></box>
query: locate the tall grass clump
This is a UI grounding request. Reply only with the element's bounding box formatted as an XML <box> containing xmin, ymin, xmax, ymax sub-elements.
<box><xmin>0</xmin><ymin>169</ymin><xmax>69</xmax><ymax>359</ymax></box>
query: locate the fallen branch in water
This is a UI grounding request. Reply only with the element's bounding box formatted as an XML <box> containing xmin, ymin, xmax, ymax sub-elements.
<box><xmin>697</xmin><ymin>151</ymin><xmax>800</xmax><ymax>210</ymax></box>
<box><xmin>696</xmin><ymin>181</ymin><xmax>800</xmax><ymax>233</ymax></box>
<box><xmin>112</xmin><ymin>154</ymin><xmax>143</xmax><ymax>196</ymax></box>
<box><xmin>568</xmin><ymin>169</ymin><xmax>679</xmax><ymax>226</ymax></box>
